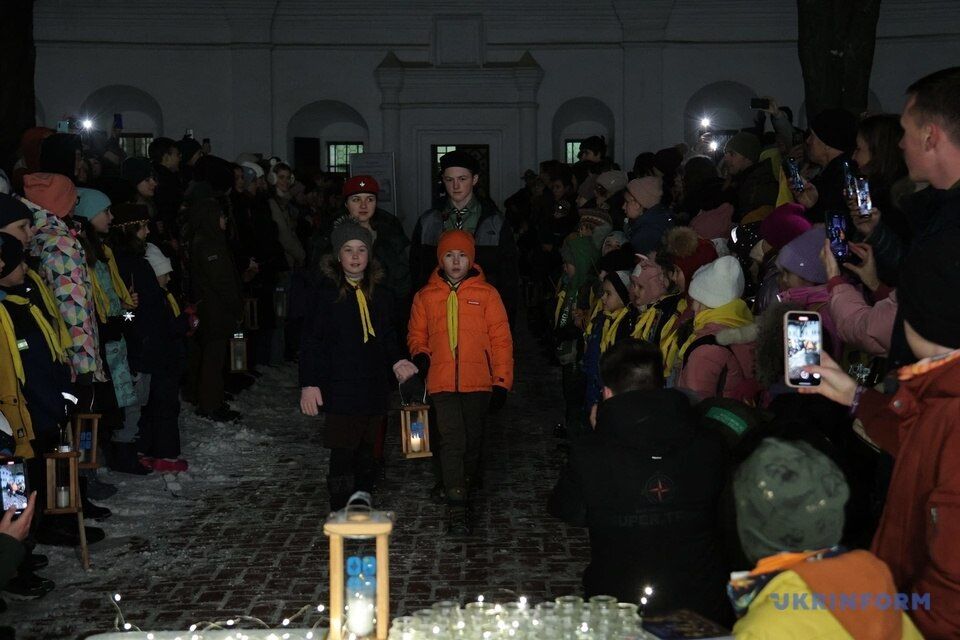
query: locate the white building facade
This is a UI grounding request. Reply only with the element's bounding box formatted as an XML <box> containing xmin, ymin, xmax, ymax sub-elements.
<box><xmin>34</xmin><ymin>0</ymin><xmax>960</xmax><ymax>227</ymax></box>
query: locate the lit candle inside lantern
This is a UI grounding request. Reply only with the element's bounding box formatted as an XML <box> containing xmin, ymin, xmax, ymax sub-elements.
<box><xmin>56</xmin><ymin>486</ymin><xmax>70</xmax><ymax>508</ymax></box>
<box><xmin>346</xmin><ymin>592</ymin><xmax>375</xmax><ymax>636</ymax></box>
<box><xmin>410</xmin><ymin>433</ymin><xmax>423</xmax><ymax>453</ymax></box>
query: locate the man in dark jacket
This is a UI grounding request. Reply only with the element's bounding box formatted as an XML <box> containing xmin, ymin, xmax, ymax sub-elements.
<box><xmin>549</xmin><ymin>340</ymin><xmax>728</xmax><ymax>619</ymax></box>
<box><xmin>409</xmin><ymin>151</ymin><xmax>520</xmax><ymax>321</ymax></box>
<box><xmin>148</xmin><ymin>137</ymin><xmax>184</xmax><ymax>237</ymax></box>
<box><xmin>794</xmin><ymin>108</ymin><xmax>858</xmax><ymax>224</ymax></box>
<box><xmin>722</xmin><ymin>132</ymin><xmax>778</xmax><ymax>219</ymax></box>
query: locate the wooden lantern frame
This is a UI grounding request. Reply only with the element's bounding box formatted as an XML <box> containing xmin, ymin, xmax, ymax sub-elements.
<box><xmin>243</xmin><ymin>298</ymin><xmax>259</xmax><ymax>330</ymax></box>
<box><xmin>399</xmin><ymin>404</ymin><xmax>432</xmax><ymax>459</ymax></box>
<box><xmin>324</xmin><ymin>494</ymin><xmax>393</xmax><ymax>640</ymax></box>
<box><xmin>72</xmin><ymin>413</ymin><xmax>101</xmax><ymax>469</ymax></box>
<box><xmin>229</xmin><ymin>331</ymin><xmax>248</xmax><ymax>373</ymax></box>
<box><xmin>43</xmin><ymin>450</ymin><xmax>90</xmax><ymax>569</ymax></box>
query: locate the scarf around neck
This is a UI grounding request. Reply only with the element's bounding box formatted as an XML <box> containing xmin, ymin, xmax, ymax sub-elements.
<box><xmin>346</xmin><ymin>276</ymin><xmax>376</xmax><ymax>344</ymax></box>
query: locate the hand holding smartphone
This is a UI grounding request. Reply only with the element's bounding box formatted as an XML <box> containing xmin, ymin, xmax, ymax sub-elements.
<box><xmin>0</xmin><ymin>460</ymin><xmax>29</xmax><ymax>517</ymax></box>
<box><xmin>784</xmin><ymin>311</ymin><xmax>822</xmax><ymax>387</ymax></box>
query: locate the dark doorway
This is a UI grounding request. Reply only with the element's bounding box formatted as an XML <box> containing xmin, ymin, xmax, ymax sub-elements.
<box><xmin>293</xmin><ymin>136</ymin><xmax>321</xmax><ymax>172</ymax></box>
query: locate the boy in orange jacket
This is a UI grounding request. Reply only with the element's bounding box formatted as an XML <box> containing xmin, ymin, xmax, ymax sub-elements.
<box><xmin>408</xmin><ymin>230</ymin><xmax>514</xmax><ymax>535</ymax></box>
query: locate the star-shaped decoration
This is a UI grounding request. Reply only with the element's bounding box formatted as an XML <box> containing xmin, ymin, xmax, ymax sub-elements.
<box><xmin>122</xmin><ymin>311</ymin><xmax>136</xmax><ymax>322</ymax></box>
<box><xmin>359</xmin><ymin>181</ymin><xmax>366</xmax><ymax>188</ymax></box>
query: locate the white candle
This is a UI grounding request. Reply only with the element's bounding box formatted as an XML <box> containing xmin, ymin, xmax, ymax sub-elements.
<box><xmin>410</xmin><ymin>434</ymin><xmax>423</xmax><ymax>453</ymax></box>
<box><xmin>56</xmin><ymin>486</ymin><xmax>70</xmax><ymax>508</ymax></box>
<box><xmin>346</xmin><ymin>594</ymin><xmax>375</xmax><ymax>636</ymax></box>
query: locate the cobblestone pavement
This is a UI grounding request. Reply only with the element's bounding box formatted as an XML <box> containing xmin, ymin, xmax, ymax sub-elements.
<box><xmin>12</xmin><ymin>328</ymin><xmax>588</xmax><ymax>639</ymax></box>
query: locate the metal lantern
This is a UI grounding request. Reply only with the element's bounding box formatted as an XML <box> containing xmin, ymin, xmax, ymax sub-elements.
<box><xmin>399</xmin><ymin>404</ymin><xmax>432</xmax><ymax>459</ymax></box>
<box><xmin>72</xmin><ymin>413</ymin><xmax>101</xmax><ymax>469</ymax></box>
<box><xmin>243</xmin><ymin>297</ymin><xmax>259</xmax><ymax>330</ymax></box>
<box><xmin>44</xmin><ymin>449</ymin><xmax>90</xmax><ymax>569</ymax></box>
<box><xmin>274</xmin><ymin>285</ymin><xmax>288</xmax><ymax>320</ymax></box>
<box><xmin>229</xmin><ymin>331</ymin><xmax>248</xmax><ymax>372</ymax></box>
<box><xmin>324</xmin><ymin>492</ymin><xmax>394</xmax><ymax>640</ymax></box>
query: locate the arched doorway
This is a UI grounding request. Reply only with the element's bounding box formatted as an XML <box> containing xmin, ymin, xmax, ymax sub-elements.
<box><xmin>551</xmin><ymin>97</ymin><xmax>616</xmax><ymax>163</ymax></box>
<box><xmin>286</xmin><ymin>100</ymin><xmax>370</xmax><ymax>172</ymax></box>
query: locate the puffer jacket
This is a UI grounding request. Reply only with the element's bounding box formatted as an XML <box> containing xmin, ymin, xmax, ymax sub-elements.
<box><xmin>0</xmin><ymin>297</ymin><xmax>36</xmax><ymax>459</ymax></box>
<box><xmin>189</xmin><ymin>198</ymin><xmax>243</xmax><ymax>341</ymax></box>
<box><xmin>407</xmin><ymin>265</ymin><xmax>513</xmax><ymax>394</ymax></box>
<box><xmin>731</xmin><ymin>549</ymin><xmax>923</xmax><ymax>639</ymax></box>
<box><xmin>827</xmin><ymin>278</ymin><xmax>897</xmax><ymax>358</ymax></box>
<box><xmin>677</xmin><ymin>321</ymin><xmax>756</xmax><ymax>401</ymax></box>
<box><xmin>29</xmin><ymin>205</ymin><xmax>103</xmax><ymax>381</ymax></box>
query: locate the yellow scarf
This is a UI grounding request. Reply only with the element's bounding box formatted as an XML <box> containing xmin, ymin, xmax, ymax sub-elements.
<box><xmin>3</xmin><ymin>295</ymin><xmax>66</xmax><ymax>364</ymax></box>
<box><xmin>583</xmin><ymin>298</ymin><xmax>604</xmax><ymax>336</ymax></box>
<box><xmin>661</xmin><ymin>297</ymin><xmax>689</xmax><ymax>376</ymax></box>
<box><xmin>446</xmin><ymin>284</ymin><xmax>460</xmax><ymax>356</ymax></box>
<box><xmin>0</xmin><ymin>305</ymin><xmax>23</xmax><ymax>384</ymax></box>
<box><xmin>26</xmin><ymin>268</ymin><xmax>72</xmax><ymax>351</ymax></box>
<box><xmin>676</xmin><ymin>298</ymin><xmax>754</xmax><ymax>365</ymax></box>
<box><xmin>346</xmin><ymin>277</ymin><xmax>376</xmax><ymax>343</ymax></box>
<box><xmin>631</xmin><ymin>305</ymin><xmax>658</xmax><ymax>341</ymax></box>
<box><xmin>600</xmin><ymin>307</ymin><xmax>629</xmax><ymax>353</ymax></box>
<box><xmin>166</xmin><ymin>292</ymin><xmax>181</xmax><ymax>317</ymax></box>
<box><xmin>90</xmin><ymin>248</ymin><xmax>135</xmax><ymax>323</ymax></box>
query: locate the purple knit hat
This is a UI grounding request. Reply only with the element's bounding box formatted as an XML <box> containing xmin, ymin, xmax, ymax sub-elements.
<box><xmin>777</xmin><ymin>227</ymin><xmax>827</xmax><ymax>284</ymax></box>
<box><xmin>760</xmin><ymin>203</ymin><xmax>812</xmax><ymax>252</ymax></box>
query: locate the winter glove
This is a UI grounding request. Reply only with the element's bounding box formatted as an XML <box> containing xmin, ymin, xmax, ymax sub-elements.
<box><xmin>411</xmin><ymin>353</ymin><xmax>430</xmax><ymax>380</ymax></box>
<box><xmin>399</xmin><ymin>374</ymin><xmax>427</xmax><ymax>406</ymax></box>
<box><xmin>488</xmin><ymin>385</ymin><xmax>508</xmax><ymax>415</ymax></box>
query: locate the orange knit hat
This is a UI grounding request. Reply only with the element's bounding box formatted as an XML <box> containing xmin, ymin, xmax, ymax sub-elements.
<box><xmin>24</xmin><ymin>172</ymin><xmax>77</xmax><ymax>218</ymax></box>
<box><xmin>437</xmin><ymin>230</ymin><xmax>475</xmax><ymax>264</ymax></box>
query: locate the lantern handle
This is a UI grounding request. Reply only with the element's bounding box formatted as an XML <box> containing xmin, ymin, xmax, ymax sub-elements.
<box><xmin>345</xmin><ymin>491</ymin><xmax>373</xmax><ymax>516</ymax></box>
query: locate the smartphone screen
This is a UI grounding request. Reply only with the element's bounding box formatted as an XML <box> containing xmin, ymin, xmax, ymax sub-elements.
<box><xmin>783</xmin><ymin>157</ymin><xmax>805</xmax><ymax>192</ymax></box>
<box><xmin>1</xmin><ymin>461</ymin><xmax>28</xmax><ymax>514</ymax></box>
<box><xmin>785</xmin><ymin>312</ymin><xmax>822</xmax><ymax>386</ymax></box>
<box><xmin>826</xmin><ymin>212</ymin><xmax>849</xmax><ymax>262</ymax></box>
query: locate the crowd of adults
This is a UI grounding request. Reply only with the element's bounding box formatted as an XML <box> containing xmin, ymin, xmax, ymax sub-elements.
<box><xmin>0</xmin><ymin>63</ymin><xmax>958</xmax><ymax>637</ymax></box>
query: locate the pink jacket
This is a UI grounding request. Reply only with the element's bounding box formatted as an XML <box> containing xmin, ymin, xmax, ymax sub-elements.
<box><xmin>677</xmin><ymin>322</ymin><xmax>756</xmax><ymax>401</ymax></box>
<box><xmin>827</xmin><ymin>280</ymin><xmax>896</xmax><ymax>357</ymax></box>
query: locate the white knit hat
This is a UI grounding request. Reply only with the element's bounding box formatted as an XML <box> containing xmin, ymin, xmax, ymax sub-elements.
<box><xmin>688</xmin><ymin>255</ymin><xmax>744</xmax><ymax>309</ymax></box>
<box><xmin>145</xmin><ymin>242</ymin><xmax>173</xmax><ymax>277</ymax></box>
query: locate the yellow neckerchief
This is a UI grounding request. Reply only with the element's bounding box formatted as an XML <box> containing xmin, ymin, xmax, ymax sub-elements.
<box><xmin>346</xmin><ymin>277</ymin><xmax>375</xmax><ymax>343</ymax></box>
<box><xmin>676</xmin><ymin>298</ymin><xmax>754</xmax><ymax>365</ymax></box>
<box><xmin>898</xmin><ymin>348</ymin><xmax>960</xmax><ymax>382</ymax></box>
<box><xmin>26</xmin><ymin>267</ymin><xmax>71</xmax><ymax>350</ymax></box>
<box><xmin>554</xmin><ymin>290</ymin><xmax>567</xmax><ymax>327</ymax></box>
<box><xmin>103</xmin><ymin>246</ymin><xmax>134</xmax><ymax>307</ymax></box>
<box><xmin>600</xmin><ymin>307</ymin><xmax>629</xmax><ymax>353</ymax></box>
<box><xmin>2</xmin><ymin>295</ymin><xmax>66</xmax><ymax>364</ymax></box>
<box><xmin>661</xmin><ymin>297</ymin><xmax>689</xmax><ymax>376</ymax></box>
<box><xmin>445</xmin><ymin>279</ymin><xmax>462</xmax><ymax>357</ymax></box>
<box><xmin>0</xmin><ymin>305</ymin><xmax>24</xmax><ymax>383</ymax></box>
<box><xmin>583</xmin><ymin>298</ymin><xmax>604</xmax><ymax>336</ymax></box>
<box><xmin>166</xmin><ymin>292</ymin><xmax>181</xmax><ymax>317</ymax></box>
<box><xmin>631</xmin><ymin>304</ymin><xmax>658</xmax><ymax>341</ymax></box>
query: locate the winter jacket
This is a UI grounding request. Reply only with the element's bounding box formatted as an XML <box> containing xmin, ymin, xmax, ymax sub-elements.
<box><xmin>624</xmin><ymin>203</ymin><xmax>674</xmax><ymax>255</ymax></box>
<box><xmin>676</xmin><ymin>300</ymin><xmax>755</xmax><ymax>401</ymax></box>
<box><xmin>410</xmin><ymin>197</ymin><xmax>520</xmax><ymax>321</ymax></box>
<box><xmin>299</xmin><ymin>257</ymin><xmax>403</xmax><ymax>416</ymax></box>
<box><xmin>827</xmin><ymin>278</ymin><xmax>896</xmax><ymax>357</ymax></box>
<box><xmin>689</xmin><ymin>202</ymin><xmax>734</xmax><ymax>242</ymax></box>
<box><xmin>89</xmin><ymin>258</ymin><xmax>136</xmax><ymax>408</ymax></box>
<box><xmin>152</xmin><ymin>164</ymin><xmax>183</xmax><ymax>236</ymax></box>
<box><xmin>582</xmin><ymin>307</ymin><xmax>637</xmax><ymax>407</ymax></box>
<box><xmin>113</xmin><ymin>245</ymin><xmax>173</xmax><ymax>375</ymax></box>
<box><xmin>549</xmin><ymin>389</ymin><xmax>728</xmax><ymax>620</ymax></box>
<box><xmin>268</xmin><ymin>196</ymin><xmax>306</xmax><ymax>269</ymax></box>
<box><xmin>855</xmin><ymin>351</ymin><xmax>960</xmax><ymax>638</ymax></box>
<box><xmin>806</xmin><ymin>154</ymin><xmax>852</xmax><ymax>224</ymax></box>
<box><xmin>29</xmin><ymin>206</ymin><xmax>103</xmax><ymax>381</ymax></box>
<box><xmin>0</xmin><ymin>298</ymin><xmax>36</xmax><ymax>459</ymax></box>
<box><xmin>189</xmin><ymin>199</ymin><xmax>243</xmax><ymax>341</ymax></box>
<box><xmin>407</xmin><ymin>265</ymin><xmax>513</xmax><ymax>394</ymax></box>
<box><xmin>730</xmin><ymin>549</ymin><xmax>922</xmax><ymax>639</ymax></box>
<box><xmin>0</xmin><ymin>287</ymin><xmax>71</xmax><ymax>437</ymax></box>
<box><xmin>730</xmin><ymin>160</ymin><xmax>779</xmax><ymax>219</ymax></box>
<box><xmin>779</xmin><ymin>284</ymin><xmax>844</xmax><ymax>362</ymax></box>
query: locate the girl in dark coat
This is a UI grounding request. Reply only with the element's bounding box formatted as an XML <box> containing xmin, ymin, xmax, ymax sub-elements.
<box><xmin>298</xmin><ymin>221</ymin><xmax>417</xmax><ymax>512</ymax></box>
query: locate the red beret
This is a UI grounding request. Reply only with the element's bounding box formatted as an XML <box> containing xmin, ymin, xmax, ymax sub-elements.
<box><xmin>342</xmin><ymin>175</ymin><xmax>380</xmax><ymax>199</ymax></box>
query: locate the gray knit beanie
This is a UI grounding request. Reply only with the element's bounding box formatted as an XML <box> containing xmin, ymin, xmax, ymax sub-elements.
<box><xmin>331</xmin><ymin>220</ymin><xmax>373</xmax><ymax>253</ymax></box>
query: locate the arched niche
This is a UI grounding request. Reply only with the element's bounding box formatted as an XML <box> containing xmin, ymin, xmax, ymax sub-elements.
<box><xmin>79</xmin><ymin>85</ymin><xmax>164</xmax><ymax>135</ymax></box>
<box><xmin>684</xmin><ymin>81</ymin><xmax>759</xmax><ymax>144</ymax></box>
<box><xmin>551</xmin><ymin>97</ymin><xmax>615</xmax><ymax>162</ymax></box>
<box><xmin>286</xmin><ymin>100</ymin><xmax>370</xmax><ymax>170</ymax></box>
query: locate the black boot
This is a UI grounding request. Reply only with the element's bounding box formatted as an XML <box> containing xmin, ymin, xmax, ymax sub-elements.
<box><xmin>107</xmin><ymin>442</ymin><xmax>151</xmax><ymax>475</ymax></box>
<box><xmin>327</xmin><ymin>475</ymin><xmax>354</xmax><ymax>514</ymax></box>
<box><xmin>446</xmin><ymin>489</ymin><xmax>471</xmax><ymax>536</ymax></box>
